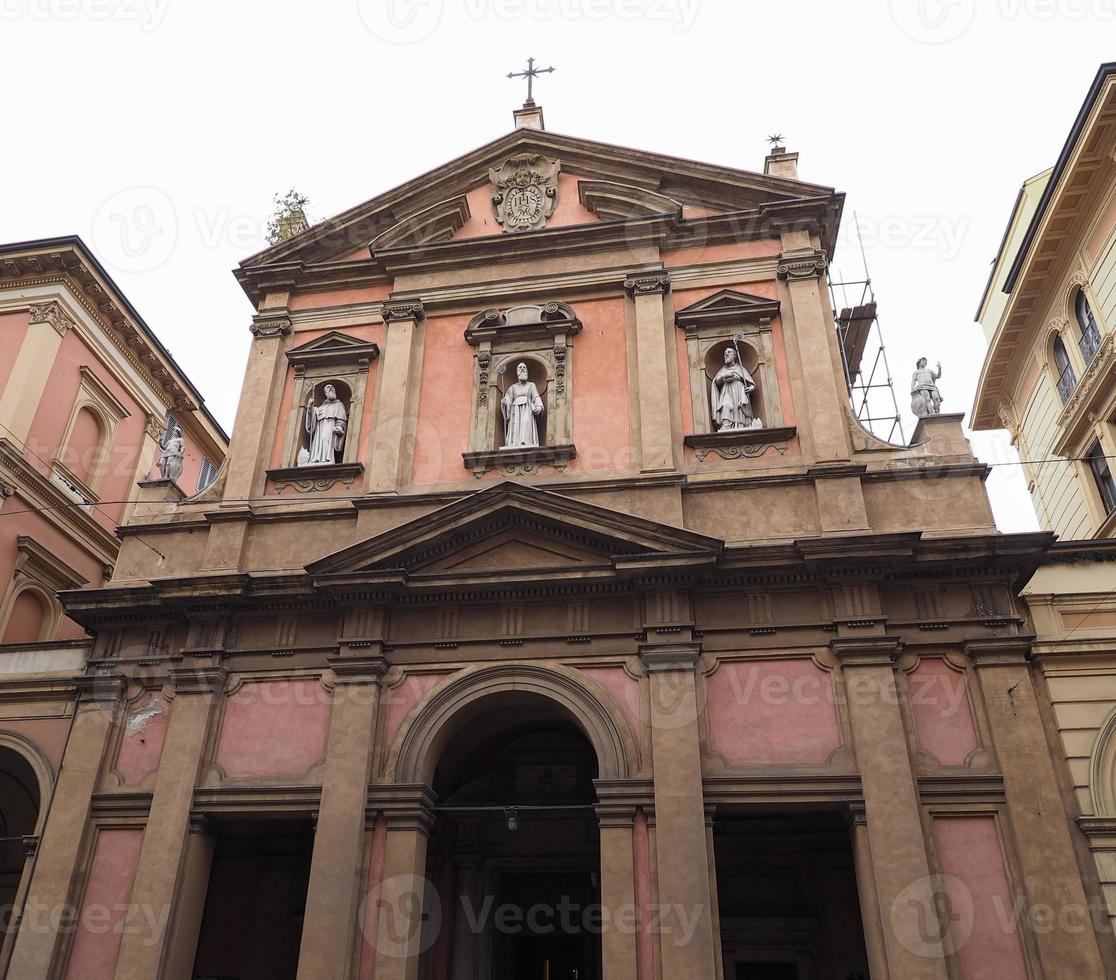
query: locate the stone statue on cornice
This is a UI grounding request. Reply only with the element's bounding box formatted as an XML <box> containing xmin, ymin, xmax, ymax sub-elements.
<box><xmin>158</xmin><ymin>425</ymin><xmax>184</xmax><ymax>483</ymax></box>
<box><xmin>911</xmin><ymin>358</ymin><xmax>943</xmax><ymax>418</ymax></box>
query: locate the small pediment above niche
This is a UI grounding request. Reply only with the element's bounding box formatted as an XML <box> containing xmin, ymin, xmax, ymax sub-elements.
<box><xmin>577</xmin><ymin>180</ymin><xmax>683</xmax><ymax>221</ymax></box>
<box><xmin>286</xmin><ymin>330</ymin><xmax>380</xmax><ymax>369</ymax></box>
<box><xmin>370</xmin><ymin>195</ymin><xmax>471</xmax><ymax>251</ymax></box>
<box><xmin>674</xmin><ymin>289</ymin><xmax>781</xmax><ymax>333</ymax></box>
<box><xmin>464</xmin><ymin>302</ymin><xmax>581</xmax><ymax>345</ymax></box>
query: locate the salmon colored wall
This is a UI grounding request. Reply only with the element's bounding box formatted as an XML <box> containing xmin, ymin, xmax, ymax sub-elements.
<box><xmin>0</xmin><ymin>717</ymin><xmax>69</xmax><ymax>771</ymax></box>
<box><xmin>411</xmin><ymin>313</ymin><xmax>475</xmax><ymax>485</ymax></box>
<box><xmin>28</xmin><ymin>329</ymin><xmax>146</xmax><ymax>523</ymax></box>
<box><xmin>382</xmin><ymin>672</ymin><xmax>451</xmax><ymax>750</ymax></box>
<box><xmin>215</xmin><ymin>680</ymin><xmax>330</xmax><ymax>780</ymax></box>
<box><xmin>567</xmin><ymin>297</ymin><xmax>632</xmax><ymax>473</ymax></box>
<box><xmin>266</xmin><ymin>321</ymin><xmax>385</xmax><ymax>474</ymax></box>
<box><xmin>705</xmin><ymin>659</ymin><xmax>841</xmax><ymax>765</ymax></box>
<box><xmin>67</xmin><ymin>408</ymin><xmax>102</xmax><ymax>485</ymax></box>
<box><xmin>289</xmin><ymin>283</ymin><xmax>392</xmax><ymax>311</ymax></box>
<box><xmin>357</xmin><ymin>815</ymin><xmax>388</xmax><ymax>980</ymax></box>
<box><xmin>933</xmin><ymin>817</ymin><xmax>1028</xmax><ymax>979</ymax></box>
<box><xmin>453</xmin><ymin>175</ymin><xmax>599</xmax><ymax>240</ymax></box>
<box><xmin>909</xmin><ymin>659</ymin><xmax>979</xmax><ymax>766</ymax></box>
<box><xmin>113</xmin><ymin>692</ymin><xmax>170</xmax><ymax>786</ymax></box>
<box><xmin>0</xmin><ymin>310</ymin><xmax>30</xmax><ymax>396</ymax></box>
<box><xmin>63</xmin><ymin>828</ymin><xmax>143</xmax><ymax>980</ymax></box>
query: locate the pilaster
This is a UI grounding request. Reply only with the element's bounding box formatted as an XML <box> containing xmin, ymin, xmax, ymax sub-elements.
<box><xmin>368</xmin><ymin>300</ymin><xmax>426</xmax><ymax>493</ymax></box>
<box><xmin>0</xmin><ymin>301</ymin><xmax>72</xmax><ymax>444</ymax></box>
<box><xmin>625</xmin><ymin>273</ymin><xmax>677</xmax><ymax>474</ymax></box>
<box><xmin>113</xmin><ymin>668</ymin><xmax>226</xmax><ymax>980</ymax></box>
<box><xmin>830</xmin><ymin>636</ymin><xmax>949</xmax><ymax>979</ymax></box>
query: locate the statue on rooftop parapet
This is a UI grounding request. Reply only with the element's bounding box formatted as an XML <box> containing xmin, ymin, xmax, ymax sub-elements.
<box><xmin>911</xmin><ymin>358</ymin><xmax>943</xmax><ymax>418</ymax></box>
<box><xmin>157</xmin><ymin>425</ymin><xmax>184</xmax><ymax>483</ymax></box>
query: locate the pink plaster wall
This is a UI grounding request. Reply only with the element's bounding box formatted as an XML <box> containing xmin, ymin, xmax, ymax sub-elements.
<box><xmin>663</xmin><ymin>238</ymin><xmax>782</xmax><ymax>268</ymax></box>
<box><xmin>289</xmin><ymin>284</ymin><xmax>392</xmax><ymax>311</ymax></box>
<box><xmin>382</xmin><ymin>672</ymin><xmax>450</xmax><ymax>750</ymax></box>
<box><xmin>0</xmin><ymin>310</ymin><xmax>30</xmax><ymax>398</ymax></box>
<box><xmin>909</xmin><ymin>659</ymin><xmax>979</xmax><ymax>766</ymax></box>
<box><xmin>215</xmin><ymin>680</ymin><xmax>331</xmax><ymax>780</ymax></box>
<box><xmin>64</xmin><ymin>828</ymin><xmax>143</xmax><ymax>980</ymax></box>
<box><xmin>567</xmin><ymin>298</ymin><xmax>632</xmax><ymax>473</ymax></box>
<box><xmin>411</xmin><ymin>314</ymin><xmax>476</xmax><ymax>485</ymax></box>
<box><xmin>934</xmin><ymin>817</ymin><xmax>1028</xmax><ymax>979</ymax></box>
<box><xmin>29</xmin><ymin>328</ymin><xmax>146</xmax><ymax>525</ymax></box>
<box><xmin>358</xmin><ymin>815</ymin><xmax>388</xmax><ymax>980</ymax></box>
<box><xmin>705</xmin><ymin>659</ymin><xmax>841</xmax><ymax>766</ymax></box>
<box><xmin>0</xmin><ymin>717</ymin><xmax>68</xmax><ymax>771</ymax></box>
<box><xmin>578</xmin><ymin>666</ymin><xmax>640</xmax><ymax>747</ymax></box>
<box><xmin>113</xmin><ymin>692</ymin><xmax>170</xmax><ymax>786</ymax></box>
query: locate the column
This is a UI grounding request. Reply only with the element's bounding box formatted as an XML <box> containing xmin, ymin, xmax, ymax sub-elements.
<box><xmin>7</xmin><ymin>675</ymin><xmax>123</xmax><ymax>978</ymax></box>
<box><xmin>848</xmin><ymin>805</ymin><xmax>891</xmax><ymax>980</ymax></box>
<box><xmin>297</xmin><ymin>657</ymin><xmax>388</xmax><ymax>979</ymax></box>
<box><xmin>113</xmin><ymin>667</ymin><xmax>225</xmax><ymax>980</ymax></box>
<box><xmin>641</xmin><ymin>643</ymin><xmax>719</xmax><ymax>977</ymax></box>
<box><xmin>202</xmin><ymin>301</ymin><xmax>292</xmax><ymax>571</ymax></box>
<box><xmin>0</xmin><ymin>836</ymin><xmax>40</xmax><ymax>976</ymax></box>
<box><xmin>831</xmin><ymin>636</ymin><xmax>949</xmax><ymax>979</ymax></box>
<box><xmin>776</xmin><ymin>240</ymin><xmax>851</xmax><ymax>461</ymax></box>
<box><xmin>0</xmin><ymin>300</ymin><xmax>72</xmax><ymax>445</ymax></box>
<box><xmin>448</xmin><ymin>853</ymin><xmax>481</xmax><ymax>980</ymax></box>
<box><xmin>624</xmin><ymin>273</ymin><xmax>676</xmax><ymax>474</ymax></box>
<box><xmin>367</xmin><ymin>300</ymin><xmax>425</xmax><ymax>493</ymax></box>
<box><xmin>705</xmin><ymin>806</ymin><xmax>724</xmax><ymax>980</ymax></box>
<box><xmin>161</xmin><ymin>814</ymin><xmax>215</xmax><ymax>980</ymax></box>
<box><xmin>967</xmin><ymin>637</ymin><xmax>1109</xmax><ymax>975</ymax></box>
<box><xmin>595</xmin><ymin>784</ymin><xmax>643</xmax><ymax>980</ymax></box>
<box><xmin>369</xmin><ymin>787</ymin><xmax>436</xmax><ymax>980</ymax></box>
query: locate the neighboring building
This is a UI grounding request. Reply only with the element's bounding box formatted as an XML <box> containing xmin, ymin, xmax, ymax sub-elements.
<box><xmin>3</xmin><ymin>103</ymin><xmax>1114</xmax><ymax>980</ymax></box>
<box><xmin>0</xmin><ymin>236</ymin><xmax>228</xmax><ymax>646</ymax></box>
<box><xmin>974</xmin><ymin>63</ymin><xmax>1116</xmax><ymax>938</ymax></box>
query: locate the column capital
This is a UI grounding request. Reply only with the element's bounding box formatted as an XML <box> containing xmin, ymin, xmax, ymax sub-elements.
<box><xmin>963</xmin><ymin>636</ymin><xmax>1033</xmax><ymax>667</ymax></box>
<box><xmin>623</xmin><ymin>271</ymin><xmax>671</xmax><ymax>296</ymax></box>
<box><xmin>28</xmin><ymin>300</ymin><xmax>76</xmax><ymax>336</ymax></box>
<box><xmin>249</xmin><ymin>311</ymin><xmax>292</xmax><ymax>338</ymax></box>
<box><xmin>170</xmin><ymin>666</ymin><xmax>228</xmax><ymax>695</ymax></box>
<box><xmin>381</xmin><ymin>299</ymin><xmax>426</xmax><ymax>323</ymax></box>
<box><xmin>639</xmin><ymin>642</ymin><xmax>701</xmax><ymax>673</ymax></box>
<box><xmin>368</xmin><ymin>784</ymin><xmax>437</xmax><ymax>834</ymax></box>
<box><xmin>776</xmin><ymin>248</ymin><xmax>827</xmax><ymax>282</ymax></box>
<box><xmin>327</xmin><ymin>655</ymin><xmax>389</xmax><ymax>684</ymax></box>
<box><xmin>73</xmin><ymin>673</ymin><xmax>127</xmax><ymax>704</ymax></box>
<box><xmin>829</xmin><ymin>635</ymin><xmax>902</xmax><ymax>667</ymax></box>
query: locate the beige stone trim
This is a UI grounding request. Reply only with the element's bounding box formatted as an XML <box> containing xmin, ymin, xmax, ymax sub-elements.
<box><xmin>0</xmin><ymin>305</ymin><xmax>66</xmax><ymax>445</ymax></box>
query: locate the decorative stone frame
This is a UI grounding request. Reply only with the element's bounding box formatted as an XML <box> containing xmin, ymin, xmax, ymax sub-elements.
<box><xmin>462</xmin><ymin>303</ymin><xmax>581</xmax><ymax>477</ymax></box>
<box><xmin>267</xmin><ymin>331</ymin><xmax>379</xmax><ymax>492</ymax></box>
<box><xmin>674</xmin><ymin>290</ymin><xmax>794</xmax><ymax>460</ymax></box>
<box><xmin>54</xmin><ymin>366</ymin><xmax>130</xmax><ymax>501</ymax></box>
<box><xmin>0</xmin><ymin>536</ymin><xmax>87</xmax><ymax>642</ymax></box>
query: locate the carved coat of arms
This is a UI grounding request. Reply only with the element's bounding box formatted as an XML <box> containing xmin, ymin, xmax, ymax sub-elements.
<box><xmin>489</xmin><ymin>154</ymin><xmax>560</xmax><ymax>233</ymax></box>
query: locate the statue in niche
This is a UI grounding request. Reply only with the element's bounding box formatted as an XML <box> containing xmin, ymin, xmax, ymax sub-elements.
<box><xmin>501</xmin><ymin>362</ymin><xmax>544</xmax><ymax>449</ymax></box>
<box><xmin>302</xmin><ymin>383</ymin><xmax>347</xmax><ymax>465</ymax></box>
<box><xmin>910</xmin><ymin>358</ymin><xmax>943</xmax><ymax>418</ymax></box>
<box><xmin>157</xmin><ymin>425</ymin><xmax>184</xmax><ymax>482</ymax></box>
<box><xmin>711</xmin><ymin>347</ymin><xmax>760</xmax><ymax>431</ymax></box>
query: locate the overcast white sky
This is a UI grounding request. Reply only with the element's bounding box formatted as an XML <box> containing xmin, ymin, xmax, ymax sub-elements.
<box><xmin>3</xmin><ymin>0</ymin><xmax>1112</xmax><ymax>532</ymax></box>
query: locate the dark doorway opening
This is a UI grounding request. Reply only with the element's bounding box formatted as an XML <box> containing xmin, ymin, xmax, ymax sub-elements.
<box><xmin>421</xmin><ymin>694</ymin><xmax>602</xmax><ymax>980</ymax></box>
<box><xmin>191</xmin><ymin>818</ymin><xmax>313</xmax><ymax>980</ymax></box>
<box><xmin>715</xmin><ymin>808</ymin><xmax>869</xmax><ymax>980</ymax></box>
<box><xmin>0</xmin><ymin>747</ymin><xmax>40</xmax><ymax>959</ymax></box>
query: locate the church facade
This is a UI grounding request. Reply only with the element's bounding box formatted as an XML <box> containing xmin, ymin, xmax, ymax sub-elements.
<box><xmin>3</xmin><ymin>105</ymin><xmax>1114</xmax><ymax>979</ymax></box>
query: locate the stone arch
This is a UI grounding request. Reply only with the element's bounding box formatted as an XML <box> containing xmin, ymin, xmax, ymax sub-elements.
<box><xmin>0</xmin><ymin>582</ymin><xmax>61</xmax><ymax>645</ymax></box>
<box><xmin>0</xmin><ymin>730</ymin><xmax>53</xmax><ymax>835</ymax></box>
<box><xmin>391</xmin><ymin>663</ymin><xmax>635</xmax><ymax>786</ymax></box>
<box><xmin>1090</xmin><ymin>706</ymin><xmax>1116</xmax><ymax>816</ymax></box>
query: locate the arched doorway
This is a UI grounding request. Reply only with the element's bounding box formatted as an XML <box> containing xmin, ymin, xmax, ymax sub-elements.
<box><xmin>419</xmin><ymin>692</ymin><xmax>604</xmax><ymax>980</ymax></box>
<box><xmin>0</xmin><ymin>745</ymin><xmax>44</xmax><ymax>964</ymax></box>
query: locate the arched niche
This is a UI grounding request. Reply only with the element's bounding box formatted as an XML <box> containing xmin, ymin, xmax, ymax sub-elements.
<box><xmin>493</xmin><ymin>354</ymin><xmax>550</xmax><ymax>450</ymax></box>
<box><xmin>703</xmin><ymin>338</ymin><xmax>766</xmax><ymax>431</ymax></box>
<box><xmin>390</xmin><ymin>664</ymin><xmax>634</xmax><ymax>787</ymax></box>
<box><xmin>295</xmin><ymin>378</ymin><xmax>353</xmax><ymax>465</ymax></box>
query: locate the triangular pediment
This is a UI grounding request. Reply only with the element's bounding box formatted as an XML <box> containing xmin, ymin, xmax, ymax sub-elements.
<box><xmin>286</xmin><ymin>330</ymin><xmax>379</xmax><ymax>368</ymax></box>
<box><xmin>307</xmin><ymin>482</ymin><xmax>722</xmax><ymax>589</ymax></box>
<box><xmin>675</xmin><ymin>289</ymin><xmax>781</xmax><ymax>330</ymax></box>
<box><xmin>237</xmin><ymin>129</ymin><xmax>838</xmax><ymax>281</ymax></box>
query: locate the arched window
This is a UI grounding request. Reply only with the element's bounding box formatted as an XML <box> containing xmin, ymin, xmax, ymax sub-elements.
<box><xmin>1076</xmin><ymin>289</ymin><xmax>1101</xmax><ymax>364</ymax></box>
<box><xmin>1053</xmin><ymin>335</ymin><xmax>1077</xmax><ymax>405</ymax></box>
<box><xmin>1</xmin><ymin>589</ymin><xmax>48</xmax><ymax>645</ymax></box>
<box><xmin>66</xmin><ymin>406</ymin><xmax>104</xmax><ymax>486</ymax></box>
